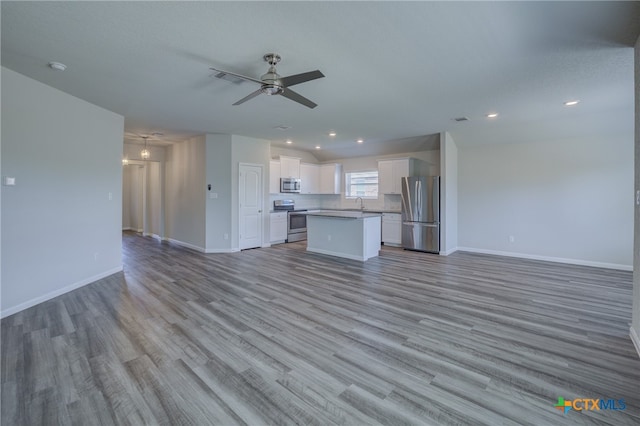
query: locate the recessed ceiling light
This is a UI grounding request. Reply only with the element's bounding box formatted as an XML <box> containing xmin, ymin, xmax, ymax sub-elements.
<box><xmin>453</xmin><ymin>117</ymin><xmax>469</xmax><ymax>122</ymax></box>
<box><xmin>48</xmin><ymin>61</ymin><xmax>67</xmax><ymax>71</ymax></box>
<box><xmin>274</xmin><ymin>125</ymin><xmax>291</xmax><ymax>130</ymax></box>
<box><xmin>486</xmin><ymin>113</ymin><xmax>499</xmax><ymax>118</ymax></box>
<box><xmin>329</xmin><ymin>131</ymin><xmax>337</xmax><ymax>137</ymax></box>
<box><xmin>357</xmin><ymin>139</ymin><xmax>364</xmax><ymax>144</ymax></box>
<box><xmin>564</xmin><ymin>100</ymin><xmax>580</xmax><ymax>106</ymax></box>
<box><xmin>286</xmin><ymin>139</ymin><xmax>292</xmax><ymax>144</ymax></box>
<box><xmin>315</xmin><ymin>145</ymin><xmax>321</xmax><ymax>150</ymax></box>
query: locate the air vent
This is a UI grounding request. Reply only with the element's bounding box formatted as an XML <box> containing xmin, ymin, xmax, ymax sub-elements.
<box><xmin>273</xmin><ymin>125</ymin><xmax>291</xmax><ymax>130</ymax></box>
<box><xmin>453</xmin><ymin>117</ymin><xmax>469</xmax><ymax>122</ymax></box>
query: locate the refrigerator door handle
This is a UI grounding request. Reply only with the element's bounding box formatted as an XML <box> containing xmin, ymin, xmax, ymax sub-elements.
<box><xmin>416</xmin><ymin>180</ymin><xmax>421</xmax><ymax>221</ymax></box>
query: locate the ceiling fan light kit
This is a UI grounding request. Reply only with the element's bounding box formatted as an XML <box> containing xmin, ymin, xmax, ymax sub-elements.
<box><xmin>209</xmin><ymin>53</ymin><xmax>324</xmax><ymax>108</ymax></box>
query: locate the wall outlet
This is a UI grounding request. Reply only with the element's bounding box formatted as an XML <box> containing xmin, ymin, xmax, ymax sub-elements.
<box><xmin>509</xmin><ymin>235</ymin><xmax>515</xmax><ymax>243</ymax></box>
<box><xmin>327</xmin><ymin>235</ymin><xmax>332</xmax><ymax>241</ymax></box>
<box><xmin>94</xmin><ymin>252</ymin><xmax>99</xmax><ymax>261</ymax></box>
<box><xmin>108</xmin><ymin>192</ymin><xmax>113</xmax><ymax>201</ymax></box>
<box><xmin>224</xmin><ymin>233</ymin><xmax>229</xmax><ymax>240</ymax></box>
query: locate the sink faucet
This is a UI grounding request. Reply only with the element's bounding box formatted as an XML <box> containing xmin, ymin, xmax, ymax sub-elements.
<box><xmin>355</xmin><ymin>197</ymin><xmax>365</xmax><ymax>210</ymax></box>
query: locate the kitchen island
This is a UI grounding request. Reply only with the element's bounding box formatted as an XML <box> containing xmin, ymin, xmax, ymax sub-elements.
<box><xmin>305</xmin><ymin>211</ymin><xmax>381</xmax><ymax>261</ymax></box>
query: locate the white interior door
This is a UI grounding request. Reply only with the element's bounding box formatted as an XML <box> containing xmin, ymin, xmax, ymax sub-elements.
<box><xmin>239</xmin><ymin>164</ymin><xmax>263</xmax><ymax>250</ymax></box>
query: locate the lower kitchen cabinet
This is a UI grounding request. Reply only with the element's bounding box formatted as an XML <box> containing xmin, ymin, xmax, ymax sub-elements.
<box><xmin>270</xmin><ymin>212</ymin><xmax>288</xmax><ymax>243</ymax></box>
<box><xmin>382</xmin><ymin>213</ymin><xmax>402</xmax><ymax>246</ymax></box>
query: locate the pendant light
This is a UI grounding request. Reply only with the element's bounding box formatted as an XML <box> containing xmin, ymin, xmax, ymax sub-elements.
<box><xmin>141</xmin><ymin>136</ymin><xmax>150</xmax><ymax>160</ymax></box>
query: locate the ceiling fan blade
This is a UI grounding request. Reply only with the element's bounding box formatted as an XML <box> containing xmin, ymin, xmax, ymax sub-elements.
<box><xmin>280</xmin><ymin>88</ymin><xmax>318</xmax><ymax>109</ymax></box>
<box><xmin>209</xmin><ymin>67</ymin><xmax>264</xmax><ymax>85</ymax></box>
<box><xmin>279</xmin><ymin>70</ymin><xmax>324</xmax><ymax>87</ymax></box>
<box><xmin>233</xmin><ymin>89</ymin><xmax>263</xmax><ymax>105</ymax></box>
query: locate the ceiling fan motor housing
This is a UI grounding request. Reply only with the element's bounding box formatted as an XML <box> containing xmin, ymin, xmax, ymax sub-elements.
<box><xmin>261</xmin><ymin>67</ymin><xmax>283</xmax><ymax>95</ymax></box>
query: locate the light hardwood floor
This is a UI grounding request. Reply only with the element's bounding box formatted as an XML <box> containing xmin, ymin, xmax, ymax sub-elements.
<box><xmin>2</xmin><ymin>232</ymin><xmax>639</xmax><ymax>425</ymax></box>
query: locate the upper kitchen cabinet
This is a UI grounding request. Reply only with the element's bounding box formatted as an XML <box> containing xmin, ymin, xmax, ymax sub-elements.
<box><xmin>320</xmin><ymin>163</ymin><xmax>342</xmax><ymax>194</ymax></box>
<box><xmin>300</xmin><ymin>163</ymin><xmax>320</xmax><ymax>194</ymax></box>
<box><xmin>280</xmin><ymin>156</ymin><xmax>301</xmax><ymax>179</ymax></box>
<box><xmin>378</xmin><ymin>158</ymin><xmax>417</xmax><ymax>194</ymax></box>
<box><xmin>269</xmin><ymin>160</ymin><xmax>281</xmax><ymax>194</ymax></box>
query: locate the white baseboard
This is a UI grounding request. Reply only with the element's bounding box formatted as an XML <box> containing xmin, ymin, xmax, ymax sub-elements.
<box><xmin>440</xmin><ymin>247</ymin><xmax>458</xmax><ymax>256</ymax></box>
<box><xmin>122</xmin><ymin>227</ymin><xmax>133</xmax><ymax>231</ymax></box>
<box><xmin>306</xmin><ymin>247</ymin><xmax>369</xmax><ymax>261</ymax></box>
<box><xmin>165</xmin><ymin>238</ymin><xmax>240</xmax><ymax>254</ymax></box>
<box><xmin>1</xmin><ymin>266</ymin><xmax>123</xmax><ymax>319</ymax></box>
<box><xmin>261</xmin><ymin>243</ymin><xmax>272</xmax><ymax>248</ymax></box>
<box><xmin>205</xmin><ymin>248</ymin><xmax>239</xmax><ymax>253</ymax></box>
<box><xmin>457</xmin><ymin>247</ymin><xmax>632</xmax><ymax>271</ymax></box>
<box><xmin>165</xmin><ymin>238</ymin><xmax>206</xmax><ymax>253</ymax></box>
<box><xmin>143</xmin><ymin>233</ymin><xmax>163</xmax><ymax>241</ymax></box>
<box><xmin>630</xmin><ymin>326</ymin><xmax>640</xmax><ymax>359</ymax></box>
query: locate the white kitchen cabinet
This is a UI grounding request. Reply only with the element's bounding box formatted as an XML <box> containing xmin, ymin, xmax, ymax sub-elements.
<box><xmin>270</xmin><ymin>212</ymin><xmax>288</xmax><ymax>243</ymax></box>
<box><xmin>270</xmin><ymin>160</ymin><xmax>281</xmax><ymax>194</ymax></box>
<box><xmin>280</xmin><ymin>156</ymin><xmax>301</xmax><ymax>179</ymax></box>
<box><xmin>319</xmin><ymin>163</ymin><xmax>342</xmax><ymax>194</ymax></box>
<box><xmin>382</xmin><ymin>212</ymin><xmax>402</xmax><ymax>246</ymax></box>
<box><xmin>378</xmin><ymin>158</ymin><xmax>417</xmax><ymax>194</ymax></box>
<box><xmin>299</xmin><ymin>163</ymin><xmax>320</xmax><ymax>194</ymax></box>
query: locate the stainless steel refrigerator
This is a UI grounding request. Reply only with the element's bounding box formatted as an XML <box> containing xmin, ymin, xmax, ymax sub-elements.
<box><xmin>401</xmin><ymin>176</ymin><xmax>440</xmax><ymax>253</ymax></box>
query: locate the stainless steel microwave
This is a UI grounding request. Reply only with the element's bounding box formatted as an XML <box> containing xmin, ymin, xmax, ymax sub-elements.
<box><xmin>280</xmin><ymin>178</ymin><xmax>301</xmax><ymax>193</ymax></box>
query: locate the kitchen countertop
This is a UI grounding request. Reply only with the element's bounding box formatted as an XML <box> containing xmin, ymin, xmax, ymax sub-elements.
<box><xmin>270</xmin><ymin>208</ymin><xmax>401</xmax><ymax>214</ymax></box>
<box><xmin>344</xmin><ymin>209</ymin><xmax>401</xmax><ymax>214</ymax></box>
<box><xmin>305</xmin><ymin>210</ymin><xmax>382</xmax><ymax>219</ymax></box>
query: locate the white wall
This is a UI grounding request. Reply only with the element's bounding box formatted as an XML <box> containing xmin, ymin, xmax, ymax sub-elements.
<box><xmin>122</xmin><ymin>165</ymin><xmax>132</xmax><ymax>230</ymax></box>
<box><xmin>440</xmin><ymin>132</ymin><xmax>458</xmax><ymax>255</ymax></box>
<box><xmin>205</xmin><ymin>134</ymin><xmax>233</xmax><ymax>251</ymax></box>
<box><xmin>146</xmin><ymin>161</ymin><xmax>163</xmax><ymax>237</ymax></box>
<box><xmin>270</xmin><ymin>146</ymin><xmax>320</xmax><ymax>163</ymax></box>
<box><xmin>165</xmin><ymin>136</ymin><xmax>206</xmax><ymax>250</ymax></box>
<box><xmin>458</xmin><ymin>135</ymin><xmax>634</xmax><ymax>269</ymax></box>
<box><xmin>1</xmin><ymin>67</ymin><xmax>124</xmax><ymax>317</ymax></box>
<box><xmin>631</xmin><ymin>34</ymin><xmax>640</xmax><ymax>357</ymax></box>
<box><xmin>123</xmin><ymin>165</ymin><xmax>144</xmax><ymax>232</ymax></box>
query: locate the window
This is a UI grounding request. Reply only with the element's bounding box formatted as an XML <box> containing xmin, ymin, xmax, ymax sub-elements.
<box><xmin>345</xmin><ymin>170</ymin><xmax>379</xmax><ymax>198</ymax></box>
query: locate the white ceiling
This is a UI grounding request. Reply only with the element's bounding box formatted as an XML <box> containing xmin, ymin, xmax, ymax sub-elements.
<box><xmin>2</xmin><ymin>1</ymin><xmax>639</xmax><ymax>161</ymax></box>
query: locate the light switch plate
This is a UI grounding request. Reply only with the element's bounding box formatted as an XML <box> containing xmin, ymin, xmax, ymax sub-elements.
<box><xmin>3</xmin><ymin>177</ymin><xmax>16</xmax><ymax>186</ymax></box>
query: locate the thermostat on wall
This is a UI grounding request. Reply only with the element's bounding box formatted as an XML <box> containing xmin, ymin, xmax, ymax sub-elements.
<box><xmin>3</xmin><ymin>177</ymin><xmax>16</xmax><ymax>186</ymax></box>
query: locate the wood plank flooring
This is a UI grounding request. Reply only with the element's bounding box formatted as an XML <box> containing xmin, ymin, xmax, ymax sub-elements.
<box><xmin>2</xmin><ymin>232</ymin><xmax>639</xmax><ymax>425</ymax></box>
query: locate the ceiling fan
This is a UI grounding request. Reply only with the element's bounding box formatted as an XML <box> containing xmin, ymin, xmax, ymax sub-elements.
<box><xmin>209</xmin><ymin>53</ymin><xmax>324</xmax><ymax>109</ymax></box>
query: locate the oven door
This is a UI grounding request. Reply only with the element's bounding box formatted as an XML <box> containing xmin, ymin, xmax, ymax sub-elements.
<box><xmin>287</xmin><ymin>212</ymin><xmax>307</xmax><ymax>241</ymax></box>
